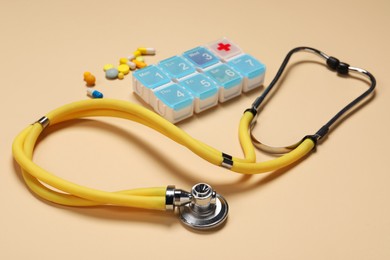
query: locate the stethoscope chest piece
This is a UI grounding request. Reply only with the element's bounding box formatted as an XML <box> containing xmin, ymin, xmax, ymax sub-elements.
<box><xmin>179</xmin><ymin>183</ymin><xmax>229</xmax><ymax>230</ymax></box>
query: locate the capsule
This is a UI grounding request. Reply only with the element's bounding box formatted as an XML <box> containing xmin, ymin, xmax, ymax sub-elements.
<box><xmin>127</xmin><ymin>53</ymin><xmax>137</xmax><ymax>60</ymax></box>
<box><xmin>132</xmin><ymin>59</ymin><xmax>147</xmax><ymax>69</ymax></box>
<box><xmin>138</xmin><ymin>47</ymin><xmax>156</xmax><ymax>55</ymax></box>
<box><xmin>87</xmin><ymin>89</ymin><xmax>103</xmax><ymax>98</ymax></box>
<box><xmin>127</xmin><ymin>61</ymin><xmax>136</xmax><ymax>70</ymax></box>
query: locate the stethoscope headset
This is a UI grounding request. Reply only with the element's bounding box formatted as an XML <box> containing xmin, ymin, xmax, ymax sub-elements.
<box><xmin>12</xmin><ymin>47</ymin><xmax>376</xmax><ymax>230</ymax></box>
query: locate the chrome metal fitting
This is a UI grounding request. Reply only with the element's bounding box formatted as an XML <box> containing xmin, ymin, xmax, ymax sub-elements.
<box><xmin>35</xmin><ymin>116</ymin><xmax>50</xmax><ymax>129</ymax></box>
<box><xmin>165</xmin><ymin>185</ymin><xmax>192</xmax><ymax>210</ymax></box>
<box><xmin>221</xmin><ymin>153</ymin><xmax>233</xmax><ymax>169</ymax></box>
<box><xmin>166</xmin><ymin>183</ymin><xmax>228</xmax><ymax>230</ymax></box>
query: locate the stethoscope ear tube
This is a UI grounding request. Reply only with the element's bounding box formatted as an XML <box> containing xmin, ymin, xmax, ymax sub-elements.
<box><xmin>248</xmin><ymin>47</ymin><xmax>376</xmax><ymax>153</ymax></box>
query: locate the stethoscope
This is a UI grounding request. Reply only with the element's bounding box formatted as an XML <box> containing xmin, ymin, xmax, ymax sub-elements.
<box><xmin>12</xmin><ymin>47</ymin><xmax>376</xmax><ymax>230</ymax></box>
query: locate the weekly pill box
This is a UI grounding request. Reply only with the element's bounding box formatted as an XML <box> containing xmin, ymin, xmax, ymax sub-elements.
<box><xmin>132</xmin><ymin>37</ymin><xmax>266</xmax><ymax>123</ymax></box>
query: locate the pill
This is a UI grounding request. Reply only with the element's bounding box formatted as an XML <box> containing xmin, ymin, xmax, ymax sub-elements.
<box><xmin>87</xmin><ymin>89</ymin><xmax>103</xmax><ymax>98</ymax></box>
<box><xmin>119</xmin><ymin>57</ymin><xmax>128</xmax><ymax>65</ymax></box>
<box><xmin>138</xmin><ymin>47</ymin><xmax>156</xmax><ymax>55</ymax></box>
<box><xmin>135</xmin><ymin>56</ymin><xmax>144</xmax><ymax>62</ymax></box>
<box><xmin>132</xmin><ymin>59</ymin><xmax>147</xmax><ymax>69</ymax></box>
<box><xmin>118</xmin><ymin>64</ymin><xmax>130</xmax><ymax>75</ymax></box>
<box><xmin>83</xmin><ymin>71</ymin><xmax>96</xmax><ymax>86</ymax></box>
<box><xmin>118</xmin><ymin>72</ymin><xmax>124</xmax><ymax>79</ymax></box>
<box><xmin>103</xmin><ymin>64</ymin><xmax>114</xmax><ymax>71</ymax></box>
<box><xmin>127</xmin><ymin>61</ymin><xmax>136</xmax><ymax>70</ymax></box>
<box><xmin>133</xmin><ymin>50</ymin><xmax>141</xmax><ymax>57</ymax></box>
<box><xmin>105</xmin><ymin>68</ymin><xmax>119</xmax><ymax>79</ymax></box>
<box><xmin>127</xmin><ymin>54</ymin><xmax>136</xmax><ymax>60</ymax></box>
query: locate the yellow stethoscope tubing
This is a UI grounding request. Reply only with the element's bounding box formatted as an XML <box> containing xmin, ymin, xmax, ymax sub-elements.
<box><xmin>14</xmin><ymin>124</ymin><xmax>167</xmax><ymax>209</ymax></box>
<box><xmin>12</xmin><ymin>99</ymin><xmax>315</xmax><ymax>210</ymax></box>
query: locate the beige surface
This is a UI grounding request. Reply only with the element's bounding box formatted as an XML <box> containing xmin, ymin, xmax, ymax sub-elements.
<box><xmin>1</xmin><ymin>0</ymin><xmax>389</xmax><ymax>259</ymax></box>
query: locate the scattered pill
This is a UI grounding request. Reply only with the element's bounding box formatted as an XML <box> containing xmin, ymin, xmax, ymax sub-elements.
<box><xmin>118</xmin><ymin>64</ymin><xmax>130</xmax><ymax>75</ymax></box>
<box><xmin>119</xmin><ymin>57</ymin><xmax>128</xmax><ymax>65</ymax></box>
<box><xmin>132</xmin><ymin>59</ymin><xmax>147</xmax><ymax>69</ymax></box>
<box><xmin>133</xmin><ymin>50</ymin><xmax>141</xmax><ymax>57</ymax></box>
<box><xmin>83</xmin><ymin>71</ymin><xmax>96</xmax><ymax>86</ymax></box>
<box><xmin>101</xmin><ymin>46</ymin><xmax>155</xmax><ymax>83</ymax></box>
<box><xmin>127</xmin><ymin>61</ymin><xmax>137</xmax><ymax>70</ymax></box>
<box><xmin>138</xmin><ymin>47</ymin><xmax>156</xmax><ymax>55</ymax></box>
<box><xmin>135</xmin><ymin>56</ymin><xmax>144</xmax><ymax>62</ymax></box>
<box><xmin>128</xmin><ymin>54</ymin><xmax>136</xmax><ymax>61</ymax></box>
<box><xmin>103</xmin><ymin>64</ymin><xmax>114</xmax><ymax>71</ymax></box>
<box><xmin>105</xmin><ymin>68</ymin><xmax>119</xmax><ymax>79</ymax></box>
<box><xmin>87</xmin><ymin>89</ymin><xmax>103</xmax><ymax>98</ymax></box>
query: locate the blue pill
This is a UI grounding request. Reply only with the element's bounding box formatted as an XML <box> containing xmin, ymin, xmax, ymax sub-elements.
<box><xmin>87</xmin><ymin>89</ymin><xmax>103</xmax><ymax>98</ymax></box>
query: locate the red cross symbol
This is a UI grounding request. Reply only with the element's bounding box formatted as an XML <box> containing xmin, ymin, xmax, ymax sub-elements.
<box><xmin>217</xmin><ymin>43</ymin><xmax>231</xmax><ymax>51</ymax></box>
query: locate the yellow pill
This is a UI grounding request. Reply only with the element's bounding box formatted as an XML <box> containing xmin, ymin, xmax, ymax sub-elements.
<box><xmin>118</xmin><ymin>64</ymin><xmax>130</xmax><ymax>75</ymax></box>
<box><xmin>118</xmin><ymin>72</ymin><xmax>124</xmax><ymax>79</ymax></box>
<box><xmin>119</xmin><ymin>58</ymin><xmax>128</xmax><ymax>65</ymax></box>
<box><xmin>133</xmin><ymin>50</ymin><xmax>141</xmax><ymax>57</ymax></box>
<box><xmin>135</xmin><ymin>56</ymin><xmax>144</xmax><ymax>62</ymax></box>
<box><xmin>138</xmin><ymin>47</ymin><xmax>156</xmax><ymax>55</ymax></box>
<box><xmin>103</xmin><ymin>64</ymin><xmax>114</xmax><ymax>71</ymax></box>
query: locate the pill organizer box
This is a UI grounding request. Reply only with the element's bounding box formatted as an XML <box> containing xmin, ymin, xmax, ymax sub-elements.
<box><xmin>132</xmin><ymin>37</ymin><xmax>266</xmax><ymax>123</ymax></box>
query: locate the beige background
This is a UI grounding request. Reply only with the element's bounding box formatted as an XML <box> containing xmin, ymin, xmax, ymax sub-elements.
<box><xmin>1</xmin><ymin>0</ymin><xmax>389</xmax><ymax>259</ymax></box>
